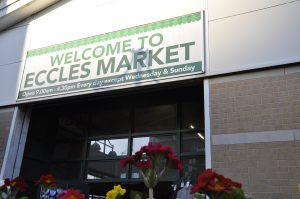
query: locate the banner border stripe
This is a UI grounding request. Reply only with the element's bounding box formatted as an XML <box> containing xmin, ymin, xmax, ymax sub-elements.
<box><xmin>26</xmin><ymin>12</ymin><xmax>201</xmax><ymax>57</ymax></box>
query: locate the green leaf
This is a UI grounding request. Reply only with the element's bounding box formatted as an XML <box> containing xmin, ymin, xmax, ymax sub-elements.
<box><xmin>134</xmin><ymin>193</ymin><xmax>142</xmax><ymax>199</ymax></box>
<box><xmin>194</xmin><ymin>193</ymin><xmax>206</xmax><ymax>199</ymax></box>
<box><xmin>231</xmin><ymin>187</ymin><xmax>246</xmax><ymax>199</ymax></box>
<box><xmin>116</xmin><ymin>194</ymin><xmax>123</xmax><ymax>199</ymax></box>
<box><xmin>18</xmin><ymin>196</ymin><xmax>29</xmax><ymax>199</ymax></box>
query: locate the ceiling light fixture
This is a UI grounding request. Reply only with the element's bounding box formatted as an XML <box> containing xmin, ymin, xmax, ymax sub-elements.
<box><xmin>197</xmin><ymin>133</ymin><xmax>205</xmax><ymax>140</ymax></box>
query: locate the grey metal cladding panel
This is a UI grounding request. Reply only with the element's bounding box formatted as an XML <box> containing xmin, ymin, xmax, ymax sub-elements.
<box><xmin>209</xmin><ymin>1</ymin><xmax>300</xmax><ymax>74</ymax></box>
<box><xmin>0</xmin><ymin>62</ymin><xmax>20</xmax><ymax>106</ymax></box>
<box><xmin>208</xmin><ymin>0</ymin><xmax>293</xmax><ymax>21</ymax></box>
<box><xmin>0</xmin><ymin>25</ymin><xmax>28</xmax><ymax>66</ymax></box>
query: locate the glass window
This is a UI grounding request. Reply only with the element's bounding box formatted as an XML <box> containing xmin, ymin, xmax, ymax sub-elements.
<box><xmin>182</xmin><ymin>101</ymin><xmax>204</xmax><ymax>130</ymax></box>
<box><xmin>21</xmin><ymin>84</ymin><xmax>205</xmax><ymax>197</ymax></box>
<box><xmin>90</xmin><ymin>108</ymin><xmax>130</xmax><ymax>136</ymax></box>
<box><xmin>52</xmin><ymin>141</ymin><xmax>86</xmax><ymax>160</ymax></box>
<box><xmin>86</xmin><ymin>161</ymin><xmax>127</xmax><ymax>180</ymax></box>
<box><xmin>182</xmin><ymin>132</ymin><xmax>205</xmax><ymax>153</ymax></box>
<box><xmin>19</xmin><ymin>159</ymin><xmax>44</xmax><ymax>180</ymax></box>
<box><xmin>56</xmin><ymin>115</ymin><xmax>88</xmax><ymax>140</ymax></box>
<box><xmin>181</xmin><ymin>157</ymin><xmax>205</xmax><ymax>184</ymax></box>
<box><xmin>50</xmin><ymin>162</ymin><xmax>82</xmax><ymax>180</ymax></box>
<box><xmin>23</xmin><ymin>138</ymin><xmax>48</xmax><ymax>160</ymax></box>
<box><xmin>88</xmin><ymin>138</ymin><xmax>128</xmax><ymax>158</ymax></box>
<box><xmin>132</xmin><ymin>135</ymin><xmax>177</xmax><ymax>154</ymax></box>
<box><xmin>134</xmin><ymin>104</ymin><xmax>177</xmax><ymax>133</ymax></box>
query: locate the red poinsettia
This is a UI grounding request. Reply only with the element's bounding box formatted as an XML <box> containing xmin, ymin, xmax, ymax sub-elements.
<box><xmin>59</xmin><ymin>188</ymin><xmax>85</xmax><ymax>199</ymax></box>
<box><xmin>191</xmin><ymin>169</ymin><xmax>243</xmax><ymax>198</ymax></box>
<box><xmin>35</xmin><ymin>174</ymin><xmax>56</xmax><ymax>188</ymax></box>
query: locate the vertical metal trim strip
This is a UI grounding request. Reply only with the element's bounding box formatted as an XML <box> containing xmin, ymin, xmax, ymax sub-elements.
<box><xmin>204</xmin><ymin>79</ymin><xmax>212</xmax><ymax>169</ymax></box>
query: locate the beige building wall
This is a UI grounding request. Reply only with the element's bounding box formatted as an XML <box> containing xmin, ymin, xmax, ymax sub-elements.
<box><xmin>209</xmin><ymin>64</ymin><xmax>300</xmax><ymax>199</ymax></box>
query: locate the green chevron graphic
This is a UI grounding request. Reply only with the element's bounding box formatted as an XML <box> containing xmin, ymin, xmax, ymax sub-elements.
<box><xmin>27</xmin><ymin>12</ymin><xmax>201</xmax><ymax>57</ymax></box>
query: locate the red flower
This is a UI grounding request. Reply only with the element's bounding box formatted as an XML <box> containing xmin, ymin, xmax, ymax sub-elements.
<box><xmin>4</xmin><ymin>178</ymin><xmax>10</xmax><ymax>186</ymax></box>
<box><xmin>191</xmin><ymin>183</ymin><xmax>200</xmax><ymax>193</ymax></box>
<box><xmin>137</xmin><ymin>160</ymin><xmax>152</xmax><ymax>170</ymax></box>
<box><xmin>191</xmin><ymin>169</ymin><xmax>218</xmax><ymax>193</ymax></box>
<box><xmin>120</xmin><ymin>156</ymin><xmax>135</xmax><ymax>168</ymax></box>
<box><xmin>221</xmin><ymin>177</ymin><xmax>242</xmax><ymax>189</ymax></box>
<box><xmin>134</xmin><ymin>150</ymin><xmax>144</xmax><ymax>159</ymax></box>
<box><xmin>59</xmin><ymin>188</ymin><xmax>84</xmax><ymax>199</ymax></box>
<box><xmin>9</xmin><ymin>177</ymin><xmax>27</xmax><ymax>192</ymax></box>
<box><xmin>35</xmin><ymin>174</ymin><xmax>56</xmax><ymax>188</ymax></box>
<box><xmin>140</xmin><ymin>142</ymin><xmax>174</xmax><ymax>156</ymax></box>
<box><xmin>161</xmin><ymin>145</ymin><xmax>174</xmax><ymax>156</ymax></box>
<box><xmin>141</xmin><ymin>145</ymin><xmax>149</xmax><ymax>153</ymax></box>
<box><xmin>207</xmin><ymin>181</ymin><xmax>226</xmax><ymax>192</ymax></box>
<box><xmin>166</xmin><ymin>154</ymin><xmax>183</xmax><ymax>171</ymax></box>
<box><xmin>176</xmin><ymin>160</ymin><xmax>183</xmax><ymax>171</ymax></box>
<box><xmin>198</xmin><ymin>169</ymin><xmax>215</xmax><ymax>187</ymax></box>
<box><xmin>191</xmin><ymin>169</ymin><xmax>242</xmax><ymax>195</ymax></box>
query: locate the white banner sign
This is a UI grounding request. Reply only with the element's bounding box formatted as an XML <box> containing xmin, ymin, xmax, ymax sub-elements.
<box><xmin>18</xmin><ymin>11</ymin><xmax>205</xmax><ymax>101</ymax></box>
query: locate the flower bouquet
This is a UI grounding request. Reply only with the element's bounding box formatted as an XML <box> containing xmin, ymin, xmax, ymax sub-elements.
<box><xmin>191</xmin><ymin>169</ymin><xmax>246</xmax><ymax>199</ymax></box>
<box><xmin>120</xmin><ymin>142</ymin><xmax>182</xmax><ymax>199</ymax></box>
<box><xmin>0</xmin><ymin>177</ymin><xmax>26</xmax><ymax>199</ymax></box>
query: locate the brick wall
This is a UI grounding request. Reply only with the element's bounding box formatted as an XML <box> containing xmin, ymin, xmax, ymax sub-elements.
<box><xmin>209</xmin><ymin>67</ymin><xmax>300</xmax><ymax>199</ymax></box>
<box><xmin>212</xmin><ymin>141</ymin><xmax>300</xmax><ymax>199</ymax></box>
<box><xmin>0</xmin><ymin>108</ymin><xmax>14</xmax><ymax>171</ymax></box>
<box><xmin>210</xmin><ymin>71</ymin><xmax>300</xmax><ymax>134</ymax></box>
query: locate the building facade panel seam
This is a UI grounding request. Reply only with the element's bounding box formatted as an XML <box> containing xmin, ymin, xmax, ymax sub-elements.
<box><xmin>209</xmin><ymin>0</ymin><xmax>300</xmax><ymax>22</ymax></box>
<box><xmin>212</xmin><ymin>129</ymin><xmax>299</xmax><ymax>145</ymax></box>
